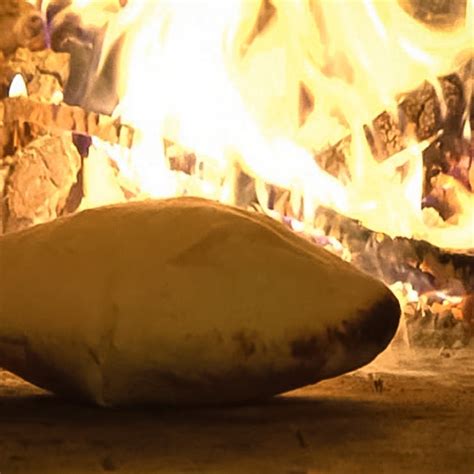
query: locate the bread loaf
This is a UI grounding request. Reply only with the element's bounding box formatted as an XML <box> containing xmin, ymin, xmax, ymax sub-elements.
<box><xmin>0</xmin><ymin>197</ymin><xmax>399</xmax><ymax>405</ymax></box>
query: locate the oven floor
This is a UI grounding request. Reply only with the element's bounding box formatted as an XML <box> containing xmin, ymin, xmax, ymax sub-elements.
<box><xmin>0</xmin><ymin>346</ymin><xmax>473</xmax><ymax>474</ymax></box>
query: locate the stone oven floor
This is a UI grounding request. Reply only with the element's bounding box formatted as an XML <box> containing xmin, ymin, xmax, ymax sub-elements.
<box><xmin>0</xmin><ymin>346</ymin><xmax>473</xmax><ymax>474</ymax></box>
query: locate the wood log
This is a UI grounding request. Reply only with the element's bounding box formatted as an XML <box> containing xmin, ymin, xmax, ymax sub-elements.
<box><xmin>1</xmin><ymin>134</ymin><xmax>81</xmax><ymax>233</ymax></box>
<box><xmin>0</xmin><ymin>97</ymin><xmax>135</xmax><ymax>148</ymax></box>
<box><xmin>310</xmin><ymin>206</ymin><xmax>474</xmax><ymax>295</ymax></box>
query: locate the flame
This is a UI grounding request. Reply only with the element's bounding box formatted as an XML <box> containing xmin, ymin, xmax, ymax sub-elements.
<box><xmin>9</xmin><ymin>74</ymin><xmax>28</xmax><ymax>98</ymax></box>
<box><xmin>73</xmin><ymin>0</ymin><xmax>473</xmax><ymax>249</ymax></box>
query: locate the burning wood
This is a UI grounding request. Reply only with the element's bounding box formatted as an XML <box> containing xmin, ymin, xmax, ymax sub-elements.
<box><xmin>315</xmin><ymin>72</ymin><xmax>471</xmax><ymax>185</ymax></box>
<box><xmin>0</xmin><ymin>197</ymin><xmax>400</xmax><ymax>406</ymax></box>
<box><xmin>0</xmin><ymin>96</ymin><xmax>134</xmax><ymax>147</ymax></box>
<box><xmin>0</xmin><ymin>47</ymin><xmax>132</xmax><ymax>151</ymax></box>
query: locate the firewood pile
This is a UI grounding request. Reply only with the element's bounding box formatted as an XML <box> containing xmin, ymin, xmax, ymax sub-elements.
<box><xmin>0</xmin><ymin>47</ymin><xmax>79</xmax><ymax>233</ymax></box>
<box><xmin>0</xmin><ymin>45</ymin><xmax>135</xmax><ymax>231</ymax></box>
<box><xmin>0</xmin><ymin>0</ymin><xmax>472</xmax><ymax>349</ymax></box>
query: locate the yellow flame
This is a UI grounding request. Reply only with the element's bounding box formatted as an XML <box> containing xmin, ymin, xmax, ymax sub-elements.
<box><xmin>9</xmin><ymin>74</ymin><xmax>28</xmax><ymax>98</ymax></box>
<box><xmin>76</xmin><ymin>0</ymin><xmax>473</xmax><ymax>249</ymax></box>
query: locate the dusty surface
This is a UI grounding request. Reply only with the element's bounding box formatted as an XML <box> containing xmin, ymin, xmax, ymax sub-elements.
<box><xmin>0</xmin><ymin>346</ymin><xmax>473</xmax><ymax>474</ymax></box>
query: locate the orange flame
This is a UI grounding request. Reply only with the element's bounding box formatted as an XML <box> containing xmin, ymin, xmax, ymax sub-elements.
<box><xmin>70</xmin><ymin>0</ymin><xmax>473</xmax><ymax>249</ymax></box>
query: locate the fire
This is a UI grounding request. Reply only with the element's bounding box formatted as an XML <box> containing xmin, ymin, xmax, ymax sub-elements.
<box><xmin>9</xmin><ymin>74</ymin><xmax>28</xmax><ymax>98</ymax></box>
<box><xmin>66</xmin><ymin>0</ymin><xmax>473</xmax><ymax>249</ymax></box>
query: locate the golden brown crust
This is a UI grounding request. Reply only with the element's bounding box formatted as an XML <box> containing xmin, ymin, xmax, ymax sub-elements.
<box><xmin>0</xmin><ymin>197</ymin><xmax>400</xmax><ymax>405</ymax></box>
